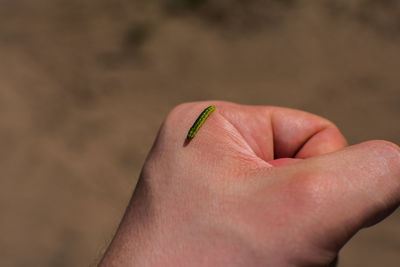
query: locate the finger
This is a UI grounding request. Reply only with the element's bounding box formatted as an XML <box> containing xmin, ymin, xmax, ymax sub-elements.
<box><xmin>295</xmin><ymin>126</ymin><xmax>348</xmax><ymax>159</ymax></box>
<box><xmin>275</xmin><ymin>140</ymin><xmax>400</xmax><ymax>251</ymax></box>
<box><xmin>270</xmin><ymin>107</ymin><xmax>347</xmax><ymax>159</ymax></box>
<box><xmin>268</xmin><ymin>158</ymin><xmax>302</xmax><ymax>167</ymax></box>
<box><xmin>268</xmin><ymin>126</ymin><xmax>347</xmax><ymax>166</ymax></box>
<box><xmin>219</xmin><ymin>104</ymin><xmax>347</xmax><ymax>160</ymax></box>
<box><xmin>161</xmin><ymin>101</ymin><xmax>347</xmax><ymax>162</ymax></box>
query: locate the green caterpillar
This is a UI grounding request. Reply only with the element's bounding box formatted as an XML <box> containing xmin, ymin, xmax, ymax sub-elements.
<box><xmin>187</xmin><ymin>105</ymin><xmax>216</xmax><ymax>139</ymax></box>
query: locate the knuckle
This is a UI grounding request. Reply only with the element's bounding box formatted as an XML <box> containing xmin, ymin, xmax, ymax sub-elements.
<box><xmin>365</xmin><ymin>140</ymin><xmax>400</xmax><ymax>158</ymax></box>
<box><xmin>162</xmin><ymin>102</ymin><xmax>195</xmax><ymax>132</ymax></box>
<box><xmin>157</xmin><ymin>103</ymin><xmax>192</xmax><ymax>142</ymax></box>
<box><xmin>163</xmin><ymin>101</ymin><xmax>218</xmax><ymax>129</ymax></box>
<box><xmin>366</xmin><ymin>140</ymin><xmax>400</xmax><ymax>204</ymax></box>
<box><xmin>165</xmin><ymin>103</ymin><xmax>191</xmax><ymax>123</ymax></box>
<box><xmin>363</xmin><ymin>140</ymin><xmax>400</xmax><ymax>185</ymax></box>
<box><xmin>159</xmin><ymin>101</ymin><xmax>212</xmax><ymax>140</ymax></box>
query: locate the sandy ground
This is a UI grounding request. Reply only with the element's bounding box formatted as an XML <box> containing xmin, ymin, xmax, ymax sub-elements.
<box><xmin>0</xmin><ymin>1</ymin><xmax>399</xmax><ymax>266</ymax></box>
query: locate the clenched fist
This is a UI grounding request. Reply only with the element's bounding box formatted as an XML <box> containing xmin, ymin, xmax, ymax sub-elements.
<box><xmin>100</xmin><ymin>101</ymin><xmax>400</xmax><ymax>267</ymax></box>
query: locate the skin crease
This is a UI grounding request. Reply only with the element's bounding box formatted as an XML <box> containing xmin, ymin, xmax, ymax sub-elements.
<box><xmin>100</xmin><ymin>101</ymin><xmax>400</xmax><ymax>267</ymax></box>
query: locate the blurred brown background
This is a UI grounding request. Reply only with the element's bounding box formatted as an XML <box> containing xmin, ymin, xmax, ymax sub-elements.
<box><xmin>0</xmin><ymin>0</ymin><xmax>399</xmax><ymax>266</ymax></box>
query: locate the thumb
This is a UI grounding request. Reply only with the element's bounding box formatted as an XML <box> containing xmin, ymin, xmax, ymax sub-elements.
<box><xmin>277</xmin><ymin>140</ymin><xmax>400</xmax><ymax>251</ymax></box>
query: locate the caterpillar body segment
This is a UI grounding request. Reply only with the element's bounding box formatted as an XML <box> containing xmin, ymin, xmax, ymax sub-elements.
<box><xmin>187</xmin><ymin>105</ymin><xmax>216</xmax><ymax>139</ymax></box>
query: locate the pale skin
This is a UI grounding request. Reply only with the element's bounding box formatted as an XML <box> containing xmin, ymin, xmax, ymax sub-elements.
<box><xmin>100</xmin><ymin>101</ymin><xmax>400</xmax><ymax>267</ymax></box>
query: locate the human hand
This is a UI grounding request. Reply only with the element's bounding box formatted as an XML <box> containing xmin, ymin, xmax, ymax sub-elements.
<box><xmin>100</xmin><ymin>101</ymin><xmax>400</xmax><ymax>266</ymax></box>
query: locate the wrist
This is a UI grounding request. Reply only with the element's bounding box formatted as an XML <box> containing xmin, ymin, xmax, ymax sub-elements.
<box><xmin>100</xmin><ymin>178</ymin><xmax>268</xmax><ymax>267</ymax></box>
